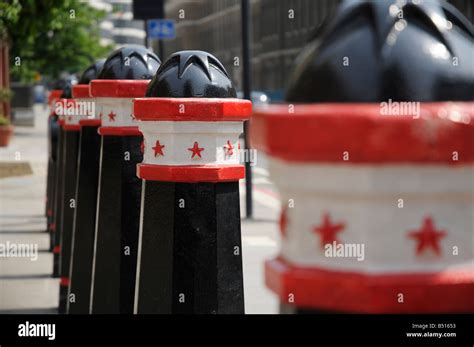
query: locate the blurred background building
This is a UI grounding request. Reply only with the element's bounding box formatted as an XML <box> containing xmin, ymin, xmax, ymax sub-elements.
<box><xmin>83</xmin><ymin>0</ymin><xmax>474</xmax><ymax>101</ymax></box>
<box><xmin>89</xmin><ymin>0</ymin><xmax>146</xmax><ymax>47</ymax></box>
<box><xmin>159</xmin><ymin>0</ymin><xmax>473</xmax><ymax>101</ymax></box>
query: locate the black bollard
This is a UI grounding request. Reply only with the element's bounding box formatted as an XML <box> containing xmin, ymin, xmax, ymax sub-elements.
<box><xmin>133</xmin><ymin>51</ymin><xmax>251</xmax><ymax>314</ymax></box>
<box><xmin>89</xmin><ymin>45</ymin><xmax>160</xmax><ymax>314</ymax></box>
<box><xmin>46</xmin><ymin>89</ymin><xmax>62</xmax><ymax>224</ymax></box>
<box><xmin>67</xmin><ymin>59</ymin><xmax>105</xmax><ymax>314</ymax></box>
<box><xmin>56</xmin><ymin>94</ymin><xmax>81</xmax><ymax>313</ymax></box>
<box><xmin>51</xmin><ymin>82</ymin><xmax>75</xmax><ymax>277</ymax></box>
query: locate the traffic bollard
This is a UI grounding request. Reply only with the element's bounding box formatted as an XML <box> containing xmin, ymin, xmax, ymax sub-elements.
<box><xmin>251</xmin><ymin>0</ymin><xmax>474</xmax><ymax>313</ymax></box>
<box><xmin>45</xmin><ymin>86</ymin><xmax>63</xmax><ymax>223</ymax></box>
<box><xmin>89</xmin><ymin>45</ymin><xmax>160</xmax><ymax>314</ymax></box>
<box><xmin>133</xmin><ymin>51</ymin><xmax>251</xmax><ymax>314</ymax></box>
<box><xmin>67</xmin><ymin>59</ymin><xmax>105</xmax><ymax>314</ymax></box>
<box><xmin>52</xmin><ymin>83</ymin><xmax>74</xmax><ymax>278</ymax></box>
<box><xmin>56</xmin><ymin>92</ymin><xmax>81</xmax><ymax>313</ymax></box>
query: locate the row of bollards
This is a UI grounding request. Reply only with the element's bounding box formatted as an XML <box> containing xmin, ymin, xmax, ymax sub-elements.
<box><xmin>46</xmin><ymin>45</ymin><xmax>250</xmax><ymax>314</ymax></box>
<box><xmin>44</xmin><ymin>0</ymin><xmax>473</xmax><ymax>315</ymax></box>
<box><xmin>251</xmin><ymin>0</ymin><xmax>474</xmax><ymax>313</ymax></box>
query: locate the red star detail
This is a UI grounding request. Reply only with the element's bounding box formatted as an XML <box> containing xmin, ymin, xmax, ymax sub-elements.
<box><xmin>188</xmin><ymin>141</ymin><xmax>204</xmax><ymax>159</ymax></box>
<box><xmin>108</xmin><ymin>111</ymin><xmax>116</xmax><ymax>121</ymax></box>
<box><xmin>140</xmin><ymin>141</ymin><xmax>144</xmax><ymax>154</ymax></box>
<box><xmin>313</xmin><ymin>213</ymin><xmax>345</xmax><ymax>248</ymax></box>
<box><xmin>408</xmin><ymin>216</ymin><xmax>447</xmax><ymax>256</ymax></box>
<box><xmin>279</xmin><ymin>207</ymin><xmax>288</xmax><ymax>238</ymax></box>
<box><xmin>224</xmin><ymin>140</ymin><xmax>234</xmax><ymax>156</ymax></box>
<box><xmin>152</xmin><ymin>140</ymin><xmax>165</xmax><ymax>157</ymax></box>
<box><xmin>238</xmin><ymin>142</ymin><xmax>241</xmax><ymax>150</ymax></box>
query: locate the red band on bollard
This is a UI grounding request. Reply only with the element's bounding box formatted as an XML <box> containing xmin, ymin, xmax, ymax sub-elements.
<box><xmin>72</xmin><ymin>84</ymin><xmax>91</xmax><ymax>99</ymax></box>
<box><xmin>133</xmin><ymin>97</ymin><xmax>252</xmax><ymax>121</ymax></box>
<box><xmin>90</xmin><ymin>80</ymin><xmax>150</xmax><ymax>98</ymax></box>
<box><xmin>266</xmin><ymin>257</ymin><xmax>474</xmax><ymax>313</ymax></box>
<box><xmin>48</xmin><ymin>89</ymin><xmax>63</xmax><ymax>106</ymax></box>
<box><xmin>98</xmin><ymin>126</ymin><xmax>142</xmax><ymax>137</ymax></box>
<box><xmin>63</xmin><ymin>124</ymin><xmax>81</xmax><ymax>131</ymax></box>
<box><xmin>137</xmin><ymin>164</ymin><xmax>245</xmax><ymax>182</ymax></box>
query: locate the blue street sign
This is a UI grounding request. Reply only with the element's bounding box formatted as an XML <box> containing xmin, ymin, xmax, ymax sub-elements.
<box><xmin>147</xmin><ymin>19</ymin><xmax>176</xmax><ymax>40</ymax></box>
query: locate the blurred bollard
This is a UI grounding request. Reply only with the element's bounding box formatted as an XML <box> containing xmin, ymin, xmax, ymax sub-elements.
<box><xmin>52</xmin><ymin>82</ymin><xmax>74</xmax><ymax>278</ymax></box>
<box><xmin>133</xmin><ymin>51</ymin><xmax>251</xmax><ymax>314</ymax></box>
<box><xmin>89</xmin><ymin>45</ymin><xmax>160</xmax><ymax>314</ymax></box>
<box><xmin>67</xmin><ymin>59</ymin><xmax>105</xmax><ymax>314</ymax></box>
<box><xmin>45</xmin><ymin>87</ymin><xmax>63</xmax><ymax>222</ymax></box>
<box><xmin>251</xmin><ymin>0</ymin><xmax>474</xmax><ymax>313</ymax></box>
<box><xmin>57</xmin><ymin>91</ymin><xmax>81</xmax><ymax>313</ymax></box>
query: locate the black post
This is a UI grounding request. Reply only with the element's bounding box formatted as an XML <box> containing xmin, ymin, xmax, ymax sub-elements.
<box><xmin>52</xmin><ymin>124</ymin><xmax>65</xmax><ymax>276</ymax></box>
<box><xmin>241</xmin><ymin>0</ymin><xmax>253</xmax><ymax>219</ymax></box>
<box><xmin>67</xmin><ymin>123</ymin><xmax>101</xmax><ymax>314</ymax></box>
<box><xmin>144</xmin><ymin>20</ymin><xmax>148</xmax><ymax>48</ymax></box>
<box><xmin>46</xmin><ymin>113</ymin><xmax>59</xmax><ymax>234</ymax></box>
<box><xmin>66</xmin><ymin>60</ymin><xmax>105</xmax><ymax>314</ymax></box>
<box><xmin>158</xmin><ymin>0</ymin><xmax>165</xmax><ymax>62</ymax></box>
<box><xmin>58</xmin><ymin>126</ymin><xmax>80</xmax><ymax>313</ymax></box>
<box><xmin>88</xmin><ymin>46</ymin><xmax>160</xmax><ymax>314</ymax></box>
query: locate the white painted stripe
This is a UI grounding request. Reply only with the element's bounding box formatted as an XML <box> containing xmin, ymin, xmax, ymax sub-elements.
<box><xmin>98</xmin><ymin>97</ymin><xmax>136</xmax><ymax>127</ymax></box>
<box><xmin>140</xmin><ymin>121</ymin><xmax>244</xmax><ymax>166</ymax></box>
<box><xmin>243</xmin><ymin>236</ymin><xmax>277</xmax><ymax>247</ymax></box>
<box><xmin>269</xmin><ymin>158</ymin><xmax>474</xmax><ymax>195</ymax></box>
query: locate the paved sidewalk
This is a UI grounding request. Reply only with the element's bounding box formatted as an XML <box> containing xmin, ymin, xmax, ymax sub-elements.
<box><xmin>0</xmin><ymin>105</ymin><xmax>280</xmax><ymax>314</ymax></box>
<box><xmin>0</xmin><ymin>105</ymin><xmax>59</xmax><ymax>313</ymax></box>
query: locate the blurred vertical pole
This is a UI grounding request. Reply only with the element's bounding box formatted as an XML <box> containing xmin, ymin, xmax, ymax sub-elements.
<box><xmin>241</xmin><ymin>0</ymin><xmax>253</xmax><ymax>219</ymax></box>
<box><xmin>158</xmin><ymin>0</ymin><xmax>165</xmax><ymax>61</ymax></box>
<box><xmin>144</xmin><ymin>20</ymin><xmax>148</xmax><ymax>48</ymax></box>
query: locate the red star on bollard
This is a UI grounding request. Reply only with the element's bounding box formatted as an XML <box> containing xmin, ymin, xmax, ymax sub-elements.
<box><xmin>224</xmin><ymin>140</ymin><xmax>234</xmax><ymax>156</ymax></box>
<box><xmin>313</xmin><ymin>212</ymin><xmax>345</xmax><ymax>248</ymax></box>
<box><xmin>408</xmin><ymin>216</ymin><xmax>447</xmax><ymax>256</ymax></box>
<box><xmin>152</xmin><ymin>140</ymin><xmax>165</xmax><ymax>157</ymax></box>
<box><xmin>108</xmin><ymin>111</ymin><xmax>116</xmax><ymax>121</ymax></box>
<box><xmin>188</xmin><ymin>141</ymin><xmax>204</xmax><ymax>159</ymax></box>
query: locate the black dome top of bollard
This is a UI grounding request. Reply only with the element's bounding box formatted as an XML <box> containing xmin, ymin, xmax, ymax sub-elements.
<box><xmin>60</xmin><ymin>83</ymin><xmax>73</xmax><ymax>99</ymax></box>
<box><xmin>146</xmin><ymin>50</ymin><xmax>237</xmax><ymax>98</ymax></box>
<box><xmin>285</xmin><ymin>0</ymin><xmax>474</xmax><ymax>103</ymax></box>
<box><xmin>79</xmin><ymin>59</ymin><xmax>106</xmax><ymax>84</ymax></box>
<box><xmin>98</xmin><ymin>45</ymin><xmax>161</xmax><ymax>80</ymax></box>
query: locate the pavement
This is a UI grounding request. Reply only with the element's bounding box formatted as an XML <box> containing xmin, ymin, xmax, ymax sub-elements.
<box><xmin>0</xmin><ymin>105</ymin><xmax>280</xmax><ymax>314</ymax></box>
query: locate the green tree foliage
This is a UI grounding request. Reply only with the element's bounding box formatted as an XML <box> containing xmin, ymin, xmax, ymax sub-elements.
<box><xmin>1</xmin><ymin>0</ymin><xmax>112</xmax><ymax>82</ymax></box>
